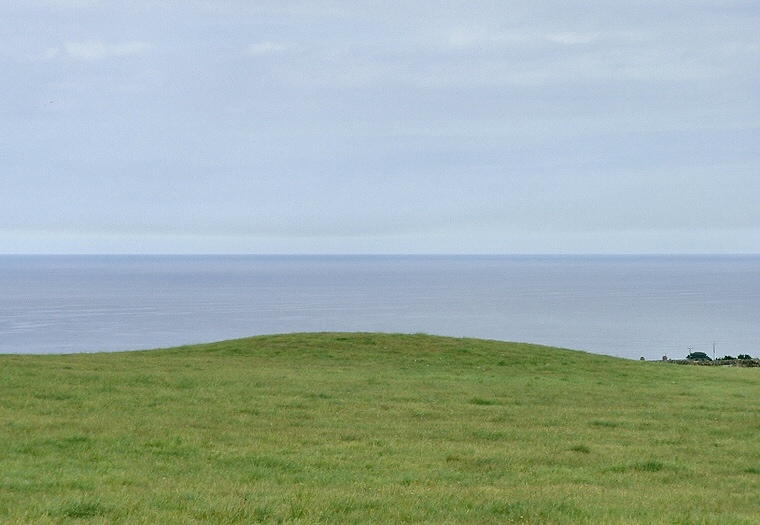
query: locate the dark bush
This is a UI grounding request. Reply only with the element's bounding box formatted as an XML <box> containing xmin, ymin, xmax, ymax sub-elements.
<box><xmin>719</xmin><ymin>355</ymin><xmax>736</xmax><ymax>361</ymax></box>
<box><xmin>738</xmin><ymin>354</ymin><xmax>753</xmax><ymax>360</ymax></box>
<box><xmin>686</xmin><ymin>351</ymin><xmax>711</xmax><ymax>361</ymax></box>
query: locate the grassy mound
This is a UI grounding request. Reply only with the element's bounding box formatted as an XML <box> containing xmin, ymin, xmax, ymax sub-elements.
<box><xmin>1</xmin><ymin>333</ymin><xmax>759</xmax><ymax>524</ymax></box>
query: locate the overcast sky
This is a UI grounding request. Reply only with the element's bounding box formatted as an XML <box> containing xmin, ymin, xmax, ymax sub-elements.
<box><xmin>2</xmin><ymin>1</ymin><xmax>759</xmax><ymax>254</ymax></box>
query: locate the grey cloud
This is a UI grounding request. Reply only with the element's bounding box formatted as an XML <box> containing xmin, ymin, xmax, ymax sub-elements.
<box><xmin>1</xmin><ymin>1</ymin><xmax>759</xmax><ymax>253</ymax></box>
<box><xmin>65</xmin><ymin>41</ymin><xmax>150</xmax><ymax>61</ymax></box>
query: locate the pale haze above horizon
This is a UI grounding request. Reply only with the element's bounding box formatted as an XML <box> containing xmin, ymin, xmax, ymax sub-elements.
<box><xmin>2</xmin><ymin>1</ymin><xmax>759</xmax><ymax>255</ymax></box>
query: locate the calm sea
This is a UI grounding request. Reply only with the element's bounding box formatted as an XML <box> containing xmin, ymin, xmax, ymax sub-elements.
<box><xmin>1</xmin><ymin>255</ymin><xmax>759</xmax><ymax>360</ymax></box>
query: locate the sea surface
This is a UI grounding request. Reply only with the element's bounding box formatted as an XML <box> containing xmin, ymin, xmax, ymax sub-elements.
<box><xmin>1</xmin><ymin>255</ymin><xmax>759</xmax><ymax>360</ymax></box>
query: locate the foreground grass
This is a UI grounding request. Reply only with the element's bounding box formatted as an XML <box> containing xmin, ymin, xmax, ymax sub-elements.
<box><xmin>1</xmin><ymin>333</ymin><xmax>760</xmax><ymax>524</ymax></box>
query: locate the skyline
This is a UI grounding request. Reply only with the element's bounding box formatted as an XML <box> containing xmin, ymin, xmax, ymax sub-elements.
<box><xmin>2</xmin><ymin>1</ymin><xmax>759</xmax><ymax>254</ymax></box>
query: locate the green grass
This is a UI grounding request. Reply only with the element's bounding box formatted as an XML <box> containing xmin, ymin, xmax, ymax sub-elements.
<box><xmin>2</xmin><ymin>332</ymin><xmax>760</xmax><ymax>524</ymax></box>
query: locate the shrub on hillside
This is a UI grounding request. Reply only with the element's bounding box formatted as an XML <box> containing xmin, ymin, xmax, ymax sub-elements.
<box><xmin>686</xmin><ymin>351</ymin><xmax>711</xmax><ymax>361</ymax></box>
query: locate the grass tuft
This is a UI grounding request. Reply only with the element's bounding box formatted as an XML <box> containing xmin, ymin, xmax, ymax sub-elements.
<box><xmin>54</xmin><ymin>499</ymin><xmax>108</xmax><ymax>519</ymax></box>
<box><xmin>470</xmin><ymin>396</ymin><xmax>497</xmax><ymax>406</ymax></box>
<box><xmin>590</xmin><ymin>419</ymin><xmax>620</xmax><ymax>428</ymax></box>
<box><xmin>611</xmin><ymin>460</ymin><xmax>669</xmax><ymax>473</ymax></box>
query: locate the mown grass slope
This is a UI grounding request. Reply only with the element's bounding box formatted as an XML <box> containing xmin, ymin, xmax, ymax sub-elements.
<box><xmin>1</xmin><ymin>332</ymin><xmax>759</xmax><ymax>524</ymax></box>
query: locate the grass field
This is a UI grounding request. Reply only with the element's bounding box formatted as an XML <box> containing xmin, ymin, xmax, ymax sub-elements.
<box><xmin>1</xmin><ymin>332</ymin><xmax>759</xmax><ymax>524</ymax></box>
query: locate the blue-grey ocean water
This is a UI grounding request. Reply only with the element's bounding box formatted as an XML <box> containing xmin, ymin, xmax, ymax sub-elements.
<box><xmin>1</xmin><ymin>255</ymin><xmax>759</xmax><ymax>360</ymax></box>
